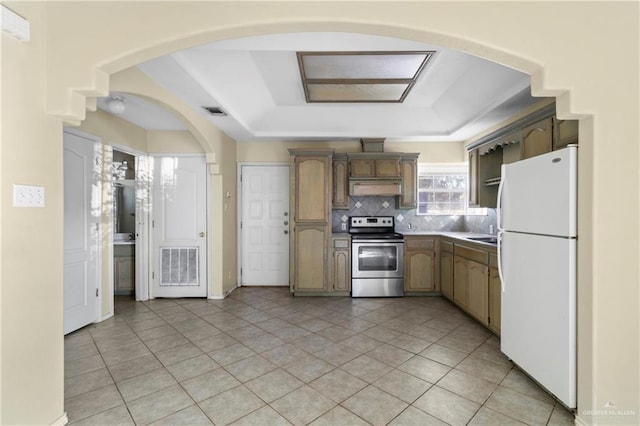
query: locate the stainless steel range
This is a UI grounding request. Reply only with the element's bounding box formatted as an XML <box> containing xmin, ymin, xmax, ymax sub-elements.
<box><xmin>349</xmin><ymin>216</ymin><xmax>404</xmax><ymax>297</ymax></box>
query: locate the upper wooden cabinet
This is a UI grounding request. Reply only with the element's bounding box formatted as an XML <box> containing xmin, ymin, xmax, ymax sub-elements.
<box><xmin>553</xmin><ymin>118</ymin><xmax>579</xmax><ymax>150</ymax></box>
<box><xmin>521</xmin><ymin>117</ymin><xmax>552</xmax><ymax>160</ymax></box>
<box><xmin>468</xmin><ymin>149</ymin><xmax>479</xmax><ymax>207</ymax></box>
<box><xmin>291</xmin><ymin>152</ymin><xmax>332</xmax><ymax>223</ymax></box>
<box><xmin>398</xmin><ymin>155</ymin><xmax>418</xmax><ymax>209</ymax></box>
<box><xmin>467</xmin><ymin>105</ymin><xmax>578</xmax><ymax>208</ymax></box>
<box><xmin>332</xmin><ymin>154</ymin><xmax>349</xmax><ymax>209</ymax></box>
<box><xmin>349</xmin><ymin>154</ymin><xmax>402</xmax><ymax>179</ymax></box>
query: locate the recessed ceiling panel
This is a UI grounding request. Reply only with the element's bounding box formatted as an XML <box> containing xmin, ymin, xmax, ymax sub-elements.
<box><xmin>301</xmin><ymin>53</ymin><xmax>429</xmax><ymax>79</ymax></box>
<box><xmin>298</xmin><ymin>51</ymin><xmax>434</xmax><ymax>103</ymax></box>
<box><xmin>307</xmin><ymin>83</ymin><xmax>410</xmax><ymax>102</ymax></box>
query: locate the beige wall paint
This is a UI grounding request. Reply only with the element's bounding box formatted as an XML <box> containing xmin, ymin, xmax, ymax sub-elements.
<box><xmin>1</xmin><ymin>3</ymin><xmax>65</xmax><ymax>424</ymax></box>
<box><xmin>237</xmin><ymin>140</ymin><xmax>465</xmax><ymax>163</ymax></box>
<box><xmin>0</xmin><ymin>2</ymin><xmax>637</xmax><ymax>425</ymax></box>
<box><xmin>78</xmin><ymin>109</ymin><xmax>148</xmax><ymax>152</ymax></box>
<box><xmin>147</xmin><ymin>130</ymin><xmax>203</xmax><ymax>154</ymax></box>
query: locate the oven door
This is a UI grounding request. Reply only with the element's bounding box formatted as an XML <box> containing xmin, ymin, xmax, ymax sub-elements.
<box><xmin>351</xmin><ymin>241</ymin><xmax>404</xmax><ymax>279</ymax></box>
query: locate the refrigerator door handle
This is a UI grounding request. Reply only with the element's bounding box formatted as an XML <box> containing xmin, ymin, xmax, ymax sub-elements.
<box><xmin>497</xmin><ymin>230</ymin><xmax>506</xmax><ymax>292</ymax></box>
<box><xmin>496</xmin><ymin>165</ymin><xmax>505</xmax><ymax>231</ymax></box>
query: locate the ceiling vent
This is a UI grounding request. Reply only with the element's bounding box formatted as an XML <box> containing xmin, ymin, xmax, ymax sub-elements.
<box><xmin>202</xmin><ymin>106</ymin><xmax>227</xmax><ymax>116</ymax></box>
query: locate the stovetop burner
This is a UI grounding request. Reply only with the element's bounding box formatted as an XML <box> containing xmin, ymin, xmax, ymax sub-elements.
<box><xmin>351</xmin><ymin>232</ymin><xmax>404</xmax><ymax>240</ymax></box>
<box><xmin>348</xmin><ymin>216</ymin><xmax>403</xmax><ymax>240</ymax></box>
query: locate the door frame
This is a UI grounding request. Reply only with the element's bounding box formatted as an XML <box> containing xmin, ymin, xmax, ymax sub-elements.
<box><xmin>62</xmin><ymin>127</ymin><xmax>103</xmax><ymax>326</ymax></box>
<box><xmin>237</xmin><ymin>162</ymin><xmax>290</xmax><ymax>287</ymax></box>
<box><xmin>149</xmin><ymin>153</ymin><xmax>209</xmax><ymax>298</ymax></box>
<box><xmin>109</xmin><ymin>144</ymin><xmax>151</xmax><ymax>304</ymax></box>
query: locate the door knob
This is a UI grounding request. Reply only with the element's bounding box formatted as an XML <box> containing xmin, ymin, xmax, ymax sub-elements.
<box><xmin>284</xmin><ymin>221</ymin><xmax>289</xmax><ymax>225</ymax></box>
<box><xmin>199</xmin><ymin>232</ymin><xmax>206</xmax><ymax>237</ymax></box>
<box><xmin>284</xmin><ymin>230</ymin><xmax>289</xmax><ymax>235</ymax></box>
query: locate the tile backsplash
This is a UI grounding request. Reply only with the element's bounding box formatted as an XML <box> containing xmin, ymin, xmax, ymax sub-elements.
<box><xmin>331</xmin><ymin>196</ymin><xmax>497</xmax><ymax>234</ymax></box>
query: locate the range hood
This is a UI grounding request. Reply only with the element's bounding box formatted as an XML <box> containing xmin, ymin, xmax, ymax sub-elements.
<box><xmin>350</xmin><ymin>180</ymin><xmax>402</xmax><ymax>196</ymax></box>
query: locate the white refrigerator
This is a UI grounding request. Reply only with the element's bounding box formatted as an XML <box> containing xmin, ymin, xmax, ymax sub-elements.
<box><xmin>497</xmin><ymin>145</ymin><xmax>577</xmax><ymax>408</ymax></box>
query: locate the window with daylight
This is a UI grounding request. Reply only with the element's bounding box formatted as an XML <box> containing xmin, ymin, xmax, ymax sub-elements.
<box><xmin>417</xmin><ymin>163</ymin><xmax>487</xmax><ymax>216</ymax></box>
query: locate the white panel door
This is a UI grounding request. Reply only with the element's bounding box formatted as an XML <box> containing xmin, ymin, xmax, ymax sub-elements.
<box><xmin>241</xmin><ymin>165</ymin><xmax>289</xmax><ymax>285</ymax></box>
<box><xmin>151</xmin><ymin>156</ymin><xmax>207</xmax><ymax>297</ymax></box>
<box><xmin>500</xmin><ymin>231</ymin><xmax>576</xmax><ymax>408</ymax></box>
<box><xmin>63</xmin><ymin>131</ymin><xmax>99</xmax><ymax>334</ymax></box>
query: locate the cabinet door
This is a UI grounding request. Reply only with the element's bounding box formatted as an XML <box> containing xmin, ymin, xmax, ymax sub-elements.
<box><xmin>489</xmin><ymin>266</ymin><xmax>501</xmax><ymax>335</ymax></box>
<box><xmin>375</xmin><ymin>159</ymin><xmax>401</xmax><ymax>178</ymax></box>
<box><xmin>332</xmin><ymin>159</ymin><xmax>349</xmax><ymax>209</ymax></box>
<box><xmin>350</xmin><ymin>159</ymin><xmax>376</xmax><ymax>178</ymax></box>
<box><xmin>397</xmin><ymin>158</ymin><xmax>417</xmax><ymax>209</ymax></box>
<box><xmin>521</xmin><ymin>117</ymin><xmax>552</xmax><ymax>160</ymax></box>
<box><xmin>553</xmin><ymin>118</ymin><xmax>579</xmax><ymax>150</ymax></box>
<box><xmin>440</xmin><ymin>250</ymin><xmax>453</xmax><ymax>300</ymax></box>
<box><xmin>295</xmin><ymin>156</ymin><xmax>330</xmax><ymax>222</ymax></box>
<box><xmin>405</xmin><ymin>249</ymin><xmax>436</xmax><ymax>292</ymax></box>
<box><xmin>332</xmin><ymin>242</ymin><xmax>351</xmax><ymax>292</ymax></box>
<box><xmin>293</xmin><ymin>225</ymin><xmax>327</xmax><ymax>292</ymax></box>
<box><xmin>453</xmin><ymin>256</ymin><xmax>469</xmax><ymax>309</ymax></box>
<box><xmin>468</xmin><ymin>149</ymin><xmax>478</xmax><ymax>206</ymax></box>
<box><xmin>115</xmin><ymin>256</ymin><xmax>135</xmax><ymax>292</ymax></box>
<box><xmin>467</xmin><ymin>260</ymin><xmax>489</xmax><ymax>325</ymax></box>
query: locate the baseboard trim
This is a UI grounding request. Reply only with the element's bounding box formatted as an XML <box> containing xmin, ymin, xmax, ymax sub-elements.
<box><xmin>100</xmin><ymin>312</ymin><xmax>114</xmax><ymax>322</ymax></box>
<box><xmin>208</xmin><ymin>285</ymin><xmax>238</xmax><ymax>300</ymax></box>
<box><xmin>50</xmin><ymin>412</ymin><xmax>68</xmax><ymax>426</ymax></box>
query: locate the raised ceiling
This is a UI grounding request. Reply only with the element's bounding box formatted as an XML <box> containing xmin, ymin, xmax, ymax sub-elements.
<box><xmin>100</xmin><ymin>32</ymin><xmax>544</xmax><ymax>142</ymax></box>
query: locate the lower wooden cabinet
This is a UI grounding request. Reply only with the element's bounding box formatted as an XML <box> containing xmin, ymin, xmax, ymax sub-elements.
<box><xmin>453</xmin><ymin>256</ymin><xmax>469</xmax><ymax>310</ymax></box>
<box><xmin>114</xmin><ymin>244</ymin><xmax>135</xmax><ymax>295</ymax></box>
<box><xmin>489</xmin><ymin>266</ymin><xmax>501</xmax><ymax>335</ymax></box>
<box><xmin>467</xmin><ymin>260</ymin><xmax>489</xmax><ymax>326</ymax></box>
<box><xmin>404</xmin><ymin>236</ymin><xmax>438</xmax><ymax>292</ymax></box>
<box><xmin>443</xmin><ymin>239</ymin><xmax>500</xmax><ymax>335</ymax></box>
<box><xmin>331</xmin><ymin>236</ymin><xmax>351</xmax><ymax>293</ymax></box>
<box><xmin>440</xmin><ymin>249</ymin><xmax>453</xmax><ymax>300</ymax></box>
<box><xmin>292</xmin><ymin>225</ymin><xmax>328</xmax><ymax>293</ymax></box>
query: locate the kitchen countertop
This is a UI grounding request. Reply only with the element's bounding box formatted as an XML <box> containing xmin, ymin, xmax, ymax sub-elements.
<box><xmin>400</xmin><ymin>231</ymin><xmax>498</xmax><ymax>248</ymax></box>
<box><xmin>333</xmin><ymin>230</ymin><xmax>498</xmax><ymax>248</ymax></box>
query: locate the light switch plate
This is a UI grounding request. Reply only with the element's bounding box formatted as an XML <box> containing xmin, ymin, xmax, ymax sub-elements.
<box><xmin>13</xmin><ymin>184</ymin><xmax>45</xmax><ymax>207</ymax></box>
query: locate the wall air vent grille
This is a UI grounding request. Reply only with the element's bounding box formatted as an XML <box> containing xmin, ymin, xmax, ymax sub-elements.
<box><xmin>160</xmin><ymin>247</ymin><xmax>199</xmax><ymax>286</ymax></box>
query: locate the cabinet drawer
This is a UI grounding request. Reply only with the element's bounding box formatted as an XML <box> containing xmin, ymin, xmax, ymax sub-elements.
<box><xmin>455</xmin><ymin>244</ymin><xmax>489</xmax><ymax>264</ymax></box>
<box><xmin>441</xmin><ymin>240</ymin><xmax>453</xmax><ymax>253</ymax></box>
<box><xmin>405</xmin><ymin>237</ymin><xmax>435</xmax><ymax>250</ymax></box>
<box><xmin>333</xmin><ymin>238</ymin><xmax>350</xmax><ymax>249</ymax></box>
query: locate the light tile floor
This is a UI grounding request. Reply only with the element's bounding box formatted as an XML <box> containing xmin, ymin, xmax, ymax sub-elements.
<box><xmin>65</xmin><ymin>287</ymin><xmax>575</xmax><ymax>425</ymax></box>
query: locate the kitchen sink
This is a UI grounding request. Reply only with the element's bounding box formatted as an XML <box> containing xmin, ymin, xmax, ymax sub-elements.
<box><xmin>468</xmin><ymin>236</ymin><xmax>498</xmax><ymax>244</ymax></box>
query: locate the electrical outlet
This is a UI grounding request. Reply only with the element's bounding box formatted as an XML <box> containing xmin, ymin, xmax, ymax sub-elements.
<box><xmin>13</xmin><ymin>184</ymin><xmax>45</xmax><ymax>207</ymax></box>
<box><xmin>341</xmin><ymin>223</ymin><xmax>347</xmax><ymax>231</ymax></box>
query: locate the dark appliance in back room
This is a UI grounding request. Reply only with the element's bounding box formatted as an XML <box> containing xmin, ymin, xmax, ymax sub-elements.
<box><xmin>349</xmin><ymin>216</ymin><xmax>404</xmax><ymax>297</ymax></box>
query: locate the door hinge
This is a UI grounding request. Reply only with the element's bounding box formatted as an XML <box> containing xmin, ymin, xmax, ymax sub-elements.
<box><xmin>152</xmin><ymin>271</ymin><xmax>155</xmax><ymax>279</ymax></box>
<box><xmin>152</xmin><ymin>220</ymin><xmax>155</xmax><ymax>228</ymax></box>
<box><xmin>96</xmin><ymin>288</ymin><xmax>99</xmax><ymax>297</ymax></box>
<box><xmin>240</xmin><ymin>221</ymin><xmax>243</xmax><ymax>229</ymax></box>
